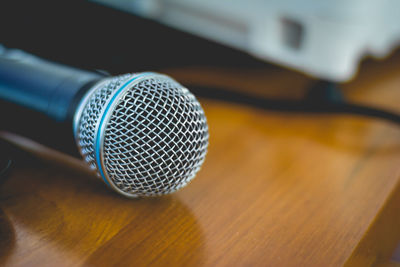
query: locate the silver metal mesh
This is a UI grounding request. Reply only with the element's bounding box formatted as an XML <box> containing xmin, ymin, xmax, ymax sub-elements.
<box><xmin>75</xmin><ymin>73</ymin><xmax>209</xmax><ymax>197</ymax></box>
<box><xmin>76</xmin><ymin>74</ymin><xmax>132</xmax><ymax>170</ymax></box>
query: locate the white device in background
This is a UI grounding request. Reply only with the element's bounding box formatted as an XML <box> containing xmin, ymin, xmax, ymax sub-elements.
<box><xmin>93</xmin><ymin>0</ymin><xmax>400</xmax><ymax>81</ymax></box>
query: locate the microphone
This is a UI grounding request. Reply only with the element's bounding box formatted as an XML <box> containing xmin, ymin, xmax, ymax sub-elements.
<box><xmin>0</xmin><ymin>46</ymin><xmax>209</xmax><ymax>198</ymax></box>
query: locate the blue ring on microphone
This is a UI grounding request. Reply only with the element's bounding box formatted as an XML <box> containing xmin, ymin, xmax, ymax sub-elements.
<box><xmin>95</xmin><ymin>73</ymin><xmax>152</xmax><ymax>186</ymax></box>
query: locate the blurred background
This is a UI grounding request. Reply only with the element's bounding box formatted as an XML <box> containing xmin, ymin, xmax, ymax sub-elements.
<box><xmin>93</xmin><ymin>0</ymin><xmax>400</xmax><ymax>81</ymax></box>
<box><xmin>0</xmin><ymin>1</ymin><xmax>267</xmax><ymax>77</ymax></box>
<box><xmin>1</xmin><ymin>0</ymin><xmax>400</xmax><ymax>82</ymax></box>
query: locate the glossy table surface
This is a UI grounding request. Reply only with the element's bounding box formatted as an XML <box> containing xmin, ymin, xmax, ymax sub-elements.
<box><xmin>1</xmin><ymin>51</ymin><xmax>400</xmax><ymax>266</ymax></box>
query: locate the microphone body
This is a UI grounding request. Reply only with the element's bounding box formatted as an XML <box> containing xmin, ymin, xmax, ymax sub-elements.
<box><xmin>0</xmin><ymin>47</ymin><xmax>209</xmax><ymax>197</ymax></box>
<box><xmin>0</xmin><ymin>47</ymin><xmax>103</xmax><ymax>122</ymax></box>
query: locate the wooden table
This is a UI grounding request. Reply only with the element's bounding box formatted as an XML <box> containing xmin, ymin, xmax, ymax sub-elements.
<box><xmin>1</xmin><ymin>50</ymin><xmax>400</xmax><ymax>266</ymax></box>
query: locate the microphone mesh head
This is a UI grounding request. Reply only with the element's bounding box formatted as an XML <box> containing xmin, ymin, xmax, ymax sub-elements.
<box><xmin>74</xmin><ymin>73</ymin><xmax>209</xmax><ymax>197</ymax></box>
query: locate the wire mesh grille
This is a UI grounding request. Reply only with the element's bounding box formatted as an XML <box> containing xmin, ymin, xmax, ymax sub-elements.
<box><xmin>77</xmin><ymin>74</ymin><xmax>132</xmax><ymax>169</ymax></box>
<box><xmin>103</xmin><ymin>76</ymin><xmax>209</xmax><ymax>196</ymax></box>
<box><xmin>76</xmin><ymin>73</ymin><xmax>208</xmax><ymax>197</ymax></box>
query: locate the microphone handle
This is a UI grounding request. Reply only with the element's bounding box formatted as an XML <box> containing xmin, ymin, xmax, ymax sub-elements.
<box><xmin>0</xmin><ymin>46</ymin><xmax>104</xmax><ymax>156</ymax></box>
<box><xmin>0</xmin><ymin>46</ymin><xmax>103</xmax><ymax>122</ymax></box>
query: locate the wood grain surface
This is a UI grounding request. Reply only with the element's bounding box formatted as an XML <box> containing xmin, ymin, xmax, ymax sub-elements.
<box><xmin>1</xmin><ymin>50</ymin><xmax>400</xmax><ymax>266</ymax></box>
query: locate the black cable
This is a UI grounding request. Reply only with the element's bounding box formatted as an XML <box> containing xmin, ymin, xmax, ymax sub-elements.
<box><xmin>188</xmin><ymin>84</ymin><xmax>400</xmax><ymax>126</ymax></box>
